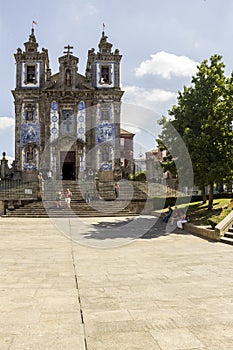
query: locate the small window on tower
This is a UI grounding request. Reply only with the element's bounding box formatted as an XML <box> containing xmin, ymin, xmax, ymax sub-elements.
<box><xmin>100</xmin><ymin>66</ymin><xmax>110</xmax><ymax>84</ymax></box>
<box><xmin>101</xmin><ymin>108</ymin><xmax>110</xmax><ymax>121</ymax></box>
<box><xmin>26</xmin><ymin>65</ymin><xmax>36</xmax><ymax>83</ymax></box>
<box><xmin>25</xmin><ymin>104</ymin><xmax>36</xmax><ymax>121</ymax></box>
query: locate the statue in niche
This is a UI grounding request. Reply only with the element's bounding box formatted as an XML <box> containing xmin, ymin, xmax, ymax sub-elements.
<box><xmin>26</xmin><ymin>145</ymin><xmax>35</xmax><ymax>163</ymax></box>
<box><xmin>66</xmin><ymin>69</ymin><xmax>71</xmax><ymax>86</ymax></box>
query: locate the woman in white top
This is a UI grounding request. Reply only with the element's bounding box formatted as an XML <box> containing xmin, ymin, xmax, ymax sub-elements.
<box><xmin>65</xmin><ymin>188</ymin><xmax>72</xmax><ymax>208</ymax></box>
<box><xmin>177</xmin><ymin>214</ymin><xmax>189</xmax><ymax>229</ymax></box>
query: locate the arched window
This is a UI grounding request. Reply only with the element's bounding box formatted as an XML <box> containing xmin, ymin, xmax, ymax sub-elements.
<box><xmin>101</xmin><ymin>66</ymin><xmax>110</xmax><ymax>83</ymax></box>
<box><xmin>26</xmin><ymin>65</ymin><xmax>36</xmax><ymax>83</ymax></box>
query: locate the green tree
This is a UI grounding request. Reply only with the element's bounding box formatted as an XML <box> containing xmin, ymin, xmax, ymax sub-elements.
<box><xmin>156</xmin><ymin>115</ymin><xmax>194</xmax><ymax>204</ymax></box>
<box><xmin>164</xmin><ymin>55</ymin><xmax>233</xmax><ymax>209</ymax></box>
<box><xmin>156</xmin><ymin>135</ymin><xmax>177</xmax><ymax>176</ymax></box>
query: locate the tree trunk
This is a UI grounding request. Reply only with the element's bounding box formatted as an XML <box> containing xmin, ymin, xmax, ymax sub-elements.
<box><xmin>217</xmin><ymin>181</ymin><xmax>224</xmax><ymax>193</ymax></box>
<box><xmin>201</xmin><ymin>186</ymin><xmax>207</xmax><ymax>204</ymax></box>
<box><xmin>208</xmin><ymin>182</ymin><xmax>214</xmax><ymax>210</ymax></box>
<box><xmin>227</xmin><ymin>182</ymin><xmax>232</xmax><ymax>192</ymax></box>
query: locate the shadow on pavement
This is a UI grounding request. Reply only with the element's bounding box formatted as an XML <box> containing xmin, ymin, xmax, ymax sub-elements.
<box><xmin>77</xmin><ymin>216</ymin><xmax>189</xmax><ymax>241</ymax></box>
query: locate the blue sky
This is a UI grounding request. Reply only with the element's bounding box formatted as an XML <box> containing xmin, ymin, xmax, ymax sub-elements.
<box><xmin>1</xmin><ymin>0</ymin><xmax>233</xmax><ymax>161</ymax></box>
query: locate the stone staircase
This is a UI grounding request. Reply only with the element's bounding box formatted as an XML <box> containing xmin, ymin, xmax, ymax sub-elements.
<box><xmin>220</xmin><ymin>225</ymin><xmax>233</xmax><ymax>246</ymax></box>
<box><xmin>6</xmin><ymin>180</ymin><xmax>149</xmax><ymax>218</ymax></box>
<box><xmin>6</xmin><ymin>200</ymin><xmax>137</xmax><ymax>218</ymax></box>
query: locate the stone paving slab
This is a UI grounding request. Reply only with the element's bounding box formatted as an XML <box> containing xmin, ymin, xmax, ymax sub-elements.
<box><xmin>1</xmin><ymin>217</ymin><xmax>233</xmax><ymax>349</ymax></box>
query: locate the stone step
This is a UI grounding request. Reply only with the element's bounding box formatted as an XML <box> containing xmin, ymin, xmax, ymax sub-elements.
<box><xmin>8</xmin><ymin>211</ymin><xmax>136</xmax><ymax>218</ymax></box>
<box><xmin>7</xmin><ymin>207</ymin><xmax>135</xmax><ymax>214</ymax></box>
<box><xmin>7</xmin><ymin>200</ymin><xmax>137</xmax><ymax>218</ymax></box>
<box><xmin>6</xmin><ymin>180</ymin><xmax>148</xmax><ymax>218</ymax></box>
<box><xmin>220</xmin><ymin>236</ymin><xmax>233</xmax><ymax>246</ymax></box>
<box><xmin>224</xmin><ymin>232</ymin><xmax>233</xmax><ymax>239</ymax></box>
<box><xmin>220</xmin><ymin>225</ymin><xmax>233</xmax><ymax>245</ymax></box>
<box><xmin>7</xmin><ymin>213</ymin><xmax>137</xmax><ymax>218</ymax></box>
<box><xmin>42</xmin><ymin>180</ymin><xmax>148</xmax><ymax>201</ymax></box>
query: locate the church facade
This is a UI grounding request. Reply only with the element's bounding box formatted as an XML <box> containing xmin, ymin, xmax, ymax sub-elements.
<box><xmin>12</xmin><ymin>28</ymin><xmax>123</xmax><ymax>180</ymax></box>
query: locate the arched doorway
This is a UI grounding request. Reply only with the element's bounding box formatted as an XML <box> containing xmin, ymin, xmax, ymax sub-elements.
<box><xmin>61</xmin><ymin>151</ymin><xmax>75</xmax><ymax>180</ymax></box>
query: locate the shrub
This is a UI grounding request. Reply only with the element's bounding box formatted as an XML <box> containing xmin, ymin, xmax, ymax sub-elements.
<box><xmin>128</xmin><ymin>173</ymin><xmax>135</xmax><ymax>181</ymax></box>
<box><xmin>208</xmin><ymin>202</ymin><xmax>233</xmax><ymax>229</ymax></box>
<box><xmin>208</xmin><ymin>217</ymin><xmax>222</xmax><ymax>229</ymax></box>
<box><xmin>134</xmin><ymin>171</ymin><xmax>146</xmax><ymax>182</ymax></box>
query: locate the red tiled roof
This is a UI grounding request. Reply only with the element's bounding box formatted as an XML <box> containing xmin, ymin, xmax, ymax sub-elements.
<box><xmin>120</xmin><ymin>128</ymin><xmax>135</xmax><ymax>137</ymax></box>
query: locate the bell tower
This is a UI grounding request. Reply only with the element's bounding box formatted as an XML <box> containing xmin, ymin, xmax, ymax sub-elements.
<box><xmin>14</xmin><ymin>28</ymin><xmax>50</xmax><ymax>89</ymax></box>
<box><xmin>85</xmin><ymin>30</ymin><xmax>122</xmax><ymax>89</ymax></box>
<box><xmin>12</xmin><ymin>28</ymin><xmax>50</xmax><ymax>177</ymax></box>
<box><xmin>85</xmin><ymin>29</ymin><xmax>124</xmax><ymax>176</ymax></box>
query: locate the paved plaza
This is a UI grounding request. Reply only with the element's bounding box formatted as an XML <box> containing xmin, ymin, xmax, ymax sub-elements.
<box><xmin>0</xmin><ymin>216</ymin><xmax>233</xmax><ymax>349</ymax></box>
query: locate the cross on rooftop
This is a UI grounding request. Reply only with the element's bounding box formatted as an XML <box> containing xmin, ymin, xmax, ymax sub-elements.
<box><xmin>64</xmin><ymin>44</ymin><xmax>73</xmax><ymax>55</ymax></box>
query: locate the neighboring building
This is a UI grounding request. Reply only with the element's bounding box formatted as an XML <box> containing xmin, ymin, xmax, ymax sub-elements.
<box><xmin>146</xmin><ymin>147</ymin><xmax>166</xmax><ymax>182</ymax></box>
<box><xmin>120</xmin><ymin>128</ymin><xmax>135</xmax><ymax>177</ymax></box>
<box><xmin>146</xmin><ymin>146</ymin><xmax>179</xmax><ymax>190</ymax></box>
<box><xmin>12</xmin><ymin>28</ymin><xmax>123</xmax><ymax>180</ymax></box>
<box><xmin>134</xmin><ymin>157</ymin><xmax>147</xmax><ymax>173</ymax></box>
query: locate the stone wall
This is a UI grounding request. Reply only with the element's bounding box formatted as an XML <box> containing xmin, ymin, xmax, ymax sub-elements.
<box><xmin>0</xmin><ymin>201</ymin><xmax>5</xmax><ymax>215</ymax></box>
<box><xmin>184</xmin><ymin>223</ymin><xmax>219</xmax><ymax>241</ymax></box>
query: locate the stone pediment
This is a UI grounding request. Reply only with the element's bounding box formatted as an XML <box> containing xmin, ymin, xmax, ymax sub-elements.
<box><xmin>59</xmin><ymin>53</ymin><xmax>78</xmax><ymax>63</ymax></box>
<box><xmin>45</xmin><ymin>72</ymin><xmax>94</xmax><ymax>91</ymax></box>
<box><xmin>59</xmin><ymin>95</ymin><xmax>76</xmax><ymax>104</ymax></box>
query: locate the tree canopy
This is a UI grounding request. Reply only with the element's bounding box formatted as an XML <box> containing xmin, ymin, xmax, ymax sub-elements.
<box><xmin>159</xmin><ymin>55</ymin><xmax>233</xmax><ymax>209</ymax></box>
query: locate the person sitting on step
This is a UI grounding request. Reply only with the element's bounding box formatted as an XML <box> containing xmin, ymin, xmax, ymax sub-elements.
<box><xmin>162</xmin><ymin>205</ymin><xmax>173</xmax><ymax>223</ymax></box>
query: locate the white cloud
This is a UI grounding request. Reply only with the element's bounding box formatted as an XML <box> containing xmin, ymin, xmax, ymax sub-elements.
<box><xmin>72</xmin><ymin>3</ymin><xmax>98</xmax><ymax>22</ymax></box>
<box><xmin>86</xmin><ymin>4</ymin><xmax>98</xmax><ymax>16</ymax></box>
<box><xmin>120</xmin><ymin>103</ymin><xmax>161</xmax><ymax>157</ymax></box>
<box><xmin>0</xmin><ymin>117</ymin><xmax>14</xmax><ymax>130</ymax></box>
<box><xmin>122</xmin><ymin>85</ymin><xmax>177</xmax><ymax>114</ymax></box>
<box><xmin>135</xmin><ymin>51</ymin><xmax>199</xmax><ymax>79</ymax></box>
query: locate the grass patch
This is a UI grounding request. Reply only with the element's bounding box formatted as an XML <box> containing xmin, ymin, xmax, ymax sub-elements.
<box><xmin>178</xmin><ymin>198</ymin><xmax>233</xmax><ymax>226</ymax></box>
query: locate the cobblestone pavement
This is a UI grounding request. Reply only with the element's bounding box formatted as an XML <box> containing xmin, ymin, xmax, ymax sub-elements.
<box><xmin>0</xmin><ymin>217</ymin><xmax>233</xmax><ymax>350</ymax></box>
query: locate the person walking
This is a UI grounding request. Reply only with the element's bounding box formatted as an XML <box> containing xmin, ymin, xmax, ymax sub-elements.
<box><xmin>55</xmin><ymin>191</ymin><xmax>62</xmax><ymax>209</ymax></box>
<box><xmin>47</xmin><ymin>169</ymin><xmax>53</xmax><ymax>181</ymax></box>
<box><xmin>85</xmin><ymin>191</ymin><xmax>91</xmax><ymax>204</ymax></box>
<box><xmin>88</xmin><ymin>168</ymin><xmax>93</xmax><ymax>180</ymax></box>
<box><xmin>65</xmin><ymin>188</ymin><xmax>72</xmax><ymax>208</ymax></box>
<box><xmin>114</xmin><ymin>183</ymin><xmax>120</xmax><ymax>198</ymax></box>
